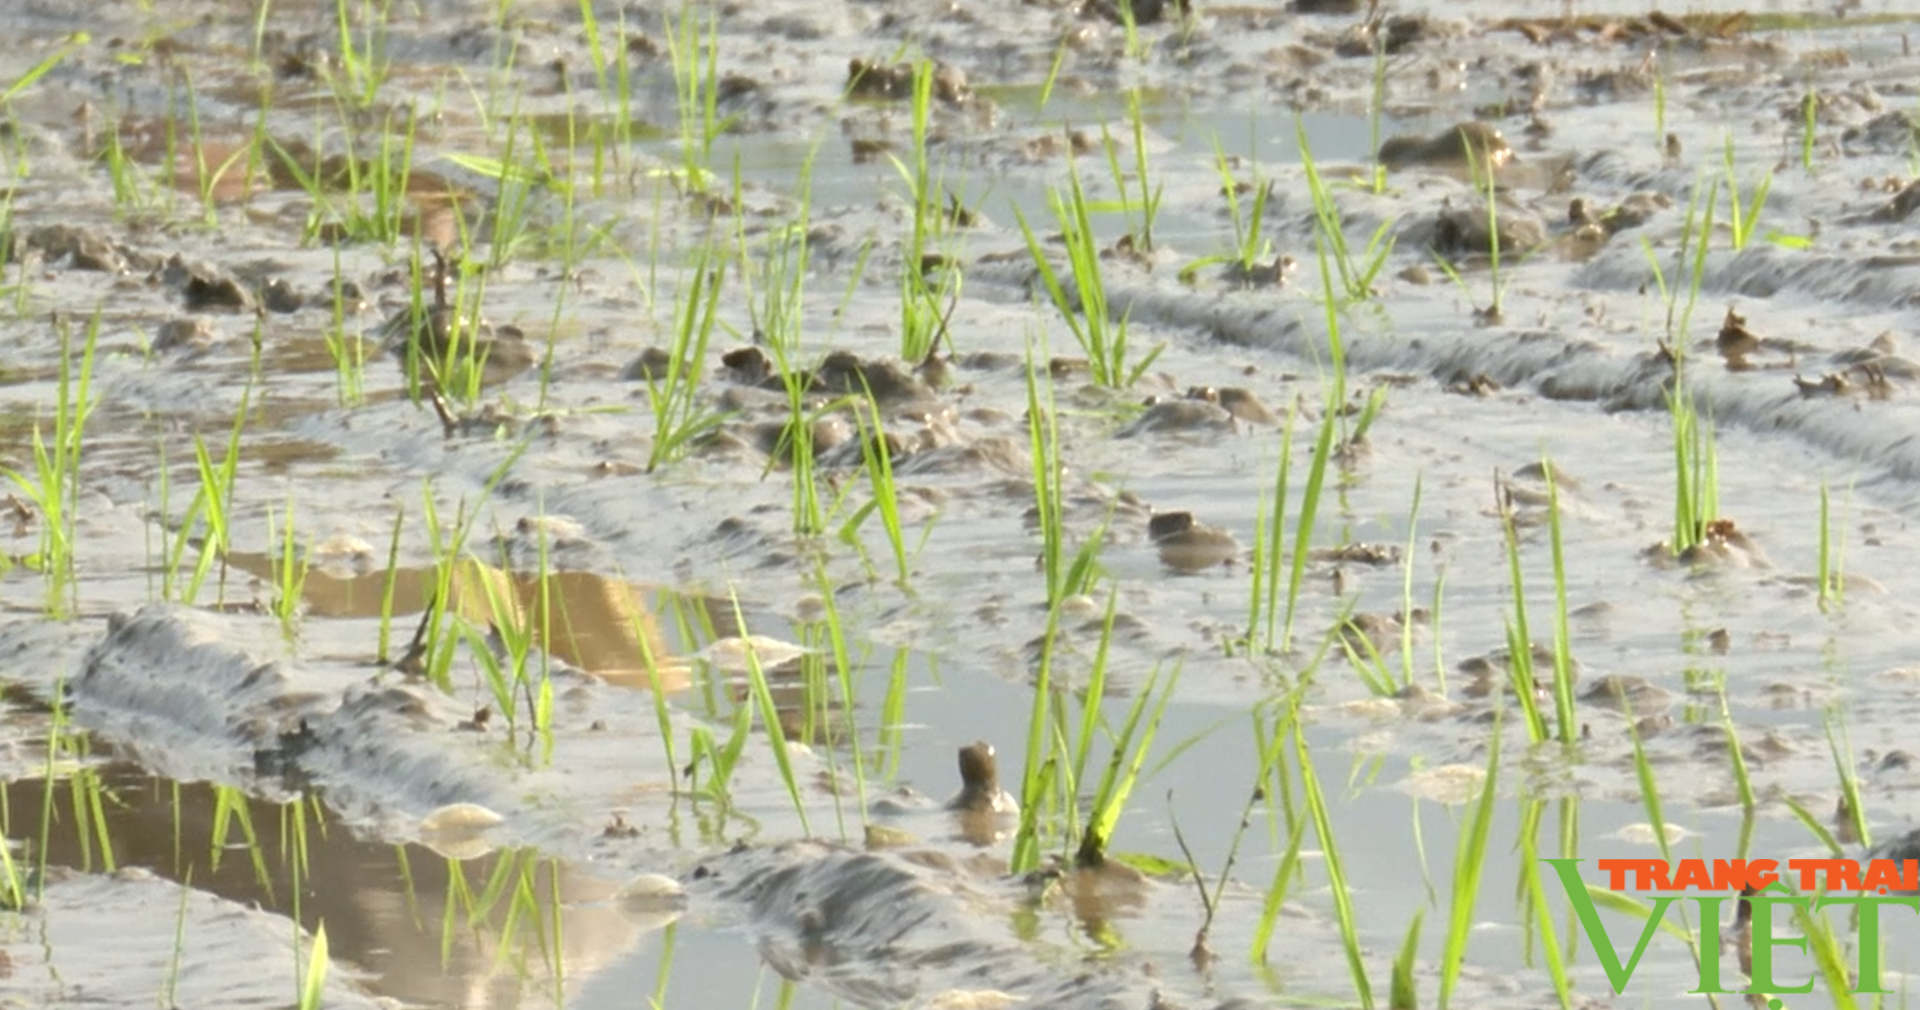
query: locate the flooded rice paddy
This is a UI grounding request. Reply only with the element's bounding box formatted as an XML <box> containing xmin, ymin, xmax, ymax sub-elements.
<box><xmin>6</xmin><ymin>0</ymin><xmax>1920</xmax><ymax>1007</ymax></box>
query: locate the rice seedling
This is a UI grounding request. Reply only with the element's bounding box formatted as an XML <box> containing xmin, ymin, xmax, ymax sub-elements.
<box><xmin>1541</xmin><ymin>463</ymin><xmax>1577</xmax><ymax>744</ymax></box>
<box><xmin>645</xmin><ymin>246</ymin><xmax>728</xmax><ymax>472</ymax></box>
<box><xmin>1240</xmin><ymin>406</ymin><xmax>1296</xmax><ymax>656</ymax></box>
<box><xmin>730</xmin><ymin>596</ymin><xmax>811</xmax><ymax>834</ymax></box>
<box><xmin>1515</xmin><ymin>796</ymin><xmax>1574</xmax><ymax>1010</ymax></box>
<box><xmin>1037</xmin><ymin>37</ymin><xmax>1071</xmax><ymax>112</ymax></box>
<box><xmin>460</xmin><ymin>533</ymin><xmax>555</xmax><ymax>754</ymax></box>
<box><xmin>1715</xmin><ymin>676</ymin><xmax>1755</xmax><ymax>815</ymax></box>
<box><xmin>0</xmin><ymin>819</ymin><xmax>22</xmax><ymax>909</ymax></box>
<box><xmin>1277</xmin><ymin>240</ymin><xmax>1349</xmax><ymax>653</ymax></box>
<box><xmin>1789</xmin><ymin>901</ymin><xmax>1863</xmax><ymax>1010</ymax></box>
<box><xmin>174</xmin><ymin>69</ymin><xmax>251</xmax><ymax>227</ymax></box>
<box><xmin>1365</xmin><ymin>36</ymin><xmax>1390</xmax><ymax>195</ymax></box>
<box><xmin>1396</xmin><ymin>476</ymin><xmax>1424</xmax><ymax>687</ymax></box>
<box><xmin>1667</xmin><ymin>385</ymin><xmax>1719</xmax><ymax>555</ymax></box>
<box><xmin>1</xmin><ymin>32</ymin><xmax>85</xmax><ymax>110</ymax></box>
<box><xmin>297</xmin><ymin>923</ymin><xmax>330</xmax><ymax>1010</ymax></box>
<box><xmin>331</xmin><ymin>0</ymin><xmax>394</xmax><ymax>109</ymax></box>
<box><xmin>683</xmin><ymin>699</ymin><xmax>753</xmax><ymax>811</ymax></box>
<box><xmin>404</xmin><ymin>440</ymin><xmax>532</xmax><ymax>690</ymax></box>
<box><xmin>1202</xmin><ymin>138</ymin><xmax>1274</xmax><ymax>283</ymax></box>
<box><xmin>1010</xmin><ymin>584</ymin><xmax>1178</xmax><ymax>873</ymax></box>
<box><xmin>1014</xmin><ymin>166</ymin><xmax>1164</xmax><ymax>388</ymax></box>
<box><xmin>650</xmin><ymin>923</ymin><xmax>679</xmax><ymax>1008</ymax></box>
<box><xmin>1802</xmin><ymin>87</ymin><xmax>1819</xmax><ymax>171</ymax></box>
<box><xmin>1390</xmin><ymin>909</ymin><xmax>1424</xmax><ymax>1010</ymax></box>
<box><xmin>1292</xmin><ymin>695</ymin><xmax>1374</xmax><ymax>1009</ymax></box>
<box><xmin>1822</xmin><ymin>708</ymin><xmax>1868</xmax><ymax>847</ymax></box>
<box><xmin>1337</xmin><ymin>603</ymin><xmax>1399</xmax><ymax>698</ymax></box>
<box><xmin>164</xmin><ymin>389</ymin><xmax>251</xmax><ymax>606</ymax></box>
<box><xmin>1298</xmin><ymin>120</ymin><xmax>1394</xmax><ymax>305</ymax></box>
<box><xmin>160</xmin><ymin>869</ymin><xmax>191</xmax><ymax>1005</ymax></box>
<box><xmin>269</xmin><ymin>498</ymin><xmax>311</xmax><ymax>638</ymax></box>
<box><xmin>1652</xmin><ymin>64</ymin><xmax>1667</xmax><ymax>153</ymax></box>
<box><xmin>1024</xmin><ymin>345</ymin><xmax>1106</xmax><ymax>606</ymax></box>
<box><xmin>664</xmin><ymin>0</ymin><xmax>728</xmax><ymax>194</ymax></box>
<box><xmin>2</xmin><ymin>307</ymin><xmax>101</xmax><ymax>616</ymax></box>
<box><xmin>1816</xmin><ymin>481</ymin><xmax>1846</xmax><ymax>611</ymax></box>
<box><xmin>1489</xmin><ymin>503</ymin><xmax>1551</xmax><ymax>741</ymax></box>
<box><xmin>1112</xmin><ymin>0</ymin><xmax>1145</xmax><ymax>60</ymax></box>
<box><xmin>1436</xmin><ymin>705</ymin><xmax>1499</xmax><ymax>1010</ymax></box>
<box><xmin>101</xmin><ymin>113</ymin><xmax>161</xmax><ymax>221</ymax></box>
<box><xmin>322</xmin><ymin>248</ymin><xmax>368</xmax><ymax>406</ymax></box>
<box><xmin>443</xmin><ymin>111</ymin><xmax>550</xmax><ymax>269</ymax></box>
<box><xmin>793</xmin><ymin>555</ymin><xmax>876</xmax><ymax>836</ymax></box>
<box><xmin>888</xmin><ymin>62</ymin><xmax>963</xmax><ymax>364</ymax></box>
<box><xmin>374</xmin><ymin>504</ymin><xmax>406</xmax><ymax>663</ymax></box>
<box><xmin>845</xmin><ymin>394</ymin><xmax>913</xmax><ymax>585</ymax></box>
<box><xmin>1098</xmin><ymin>88</ymin><xmax>1162</xmax><ymax>251</ymax></box>
<box><xmin>1250</xmin><ymin>699</ymin><xmax>1311</xmax><ymax>961</ymax></box>
<box><xmin>1641</xmin><ymin>177</ymin><xmax>1716</xmax><ymax>346</ymax></box>
<box><xmin>269</xmin><ymin>102</ymin><xmax>421</xmax><ymax>246</ymax></box>
<box><xmin>208</xmin><ymin>784</ymin><xmax>272</xmax><ymax>894</ymax></box>
<box><xmin>1721</xmin><ymin>136</ymin><xmax>1774</xmax><ymax>252</ymax></box>
<box><xmin>1074</xmin><ymin>657</ymin><xmax>1181</xmax><ymax>869</ymax></box>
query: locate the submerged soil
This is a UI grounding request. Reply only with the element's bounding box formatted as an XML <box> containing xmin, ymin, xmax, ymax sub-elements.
<box><xmin>5</xmin><ymin>0</ymin><xmax>1920</xmax><ymax>1007</ymax></box>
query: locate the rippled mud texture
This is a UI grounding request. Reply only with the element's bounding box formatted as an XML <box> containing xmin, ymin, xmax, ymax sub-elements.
<box><xmin>9</xmin><ymin>0</ymin><xmax>1920</xmax><ymax>1008</ymax></box>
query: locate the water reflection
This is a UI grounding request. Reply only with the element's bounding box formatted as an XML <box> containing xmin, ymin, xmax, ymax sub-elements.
<box><xmin>0</xmin><ymin>767</ymin><xmax>680</xmax><ymax>1010</ymax></box>
<box><xmin>224</xmin><ymin>551</ymin><xmax>706</xmax><ymax>692</ymax></box>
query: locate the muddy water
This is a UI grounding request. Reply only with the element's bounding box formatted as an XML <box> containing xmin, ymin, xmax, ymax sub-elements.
<box><xmin>7</xmin><ymin>0</ymin><xmax>1920</xmax><ymax>1007</ymax></box>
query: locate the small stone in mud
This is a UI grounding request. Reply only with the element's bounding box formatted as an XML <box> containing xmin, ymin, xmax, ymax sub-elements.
<box><xmin>1842</xmin><ymin>110</ymin><xmax>1919</xmax><ymax>155</ymax></box>
<box><xmin>603</xmin><ymin>813</ymin><xmax>641</xmax><ymax>838</ymax></box>
<box><xmin>261</xmin><ymin>276</ymin><xmax>304</xmax><ymax>314</ymax></box>
<box><xmin>1579</xmin><ymin>674</ymin><xmax>1672</xmax><ymax>715</ymax></box>
<box><xmin>719</xmin><ymin>345</ymin><xmax>772</xmax><ymax>384</ymax></box>
<box><xmin>623</xmin><ymin>346</ymin><xmax>680</xmax><ymax>382</ymax></box>
<box><xmin>863</xmin><ymin>823</ymin><xmax>917</xmax><ymax>849</ymax></box>
<box><xmin>1090</xmin><ymin>0</ymin><xmax>1188</xmax><ymax>26</ymax></box>
<box><xmin>815</xmin><ymin>350</ymin><xmax>939</xmax><ymax>407</ymax></box>
<box><xmin>1428</xmin><ymin>201</ymin><xmax>1545</xmax><ymax>256</ymax></box>
<box><xmin>848</xmin><ymin>137</ymin><xmax>891</xmax><ymax>164</ymax></box>
<box><xmin>1871</xmin><ymin>179</ymin><xmax>1920</xmax><ymax>222</ymax></box>
<box><xmin>1149</xmin><ymin>511</ymin><xmax>1239</xmax><ymax>572</ymax></box>
<box><xmin>380</xmin><ymin>254</ymin><xmax>534</xmax><ymax>388</ymax></box>
<box><xmin>1510</xmin><ymin>460</ymin><xmax>1579</xmax><ymax>492</ymax></box>
<box><xmin>1221</xmin><ymin>255</ymin><xmax>1293</xmax><ymax>288</ymax></box>
<box><xmin>1717</xmin><ymin>308</ymin><xmax>1760</xmax><ymax>363</ymax></box>
<box><xmin>847</xmin><ymin>59</ymin><xmax>970</xmax><ymax>105</ymax></box>
<box><xmin>418</xmin><ymin>802</ymin><xmax>504</xmax><ymax>858</ymax></box>
<box><xmin>1335</xmin><ymin>14</ymin><xmax>1437</xmax><ymax>57</ymax></box>
<box><xmin>161</xmin><ymin>254</ymin><xmax>258</xmax><ymax>313</ymax></box>
<box><xmin>1377</xmin><ymin>122</ymin><xmax>1513</xmax><ymax>172</ymax></box>
<box><xmin>1447</xmin><ymin>373</ymin><xmax>1500</xmax><ymax>396</ymax></box>
<box><xmin>1118</xmin><ymin>398</ymin><xmax>1234</xmax><ymax>437</ymax></box>
<box><xmin>1571</xmin><ymin>192</ymin><xmax>1671</xmax><ymax>237</ymax></box>
<box><xmin>947</xmin><ymin>741</ymin><xmax>1018</xmax><ymax>814</ymax></box>
<box><xmin>153</xmin><ymin>316</ymin><xmax>218</xmax><ymax>353</ymax></box>
<box><xmin>305</xmin><ymin>279</ymin><xmax>369</xmax><ymax>314</ymax></box>
<box><xmin>1187</xmin><ymin>385</ymin><xmax>1278</xmax><ymax>425</ymax></box>
<box><xmin>1312</xmin><ymin>542</ymin><xmax>1402</xmax><ymax>566</ymax></box>
<box><xmin>25</xmin><ymin>223</ymin><xmax>125</xmax><ymax>272</ymax></box>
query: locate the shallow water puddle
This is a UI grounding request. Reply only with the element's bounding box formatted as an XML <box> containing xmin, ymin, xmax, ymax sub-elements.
<box><xmin>12</xmin><ymin>0</ymin><xmax>1920</xmax><ymax>1008</ymax></box>
<box><xmin>1</xmin><ymin>761</ymin><xmax>690</xmax><ymax>1009</ymax></box>
<box><xmin>222</xmin><ymin>550</ymin><xmax>708</xmax><ymax>689</ymax></box>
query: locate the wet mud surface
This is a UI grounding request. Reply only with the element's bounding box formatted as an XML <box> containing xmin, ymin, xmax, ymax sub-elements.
<box><xmin>7</xmin><ymin>0</ymin><xmax>1920</xmax><ymax>1007</ymax></box>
